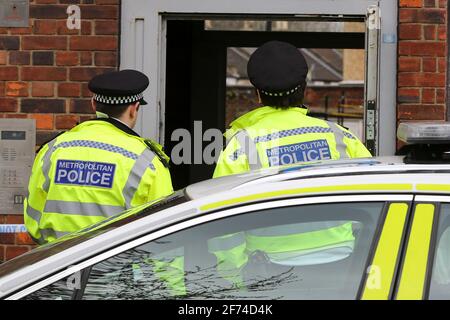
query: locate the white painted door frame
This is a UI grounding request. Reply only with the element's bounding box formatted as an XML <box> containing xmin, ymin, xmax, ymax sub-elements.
<box><xmin>121</xmin><ymin>0</ymin><xmax>397</xmax><ymax>156</ymax></box>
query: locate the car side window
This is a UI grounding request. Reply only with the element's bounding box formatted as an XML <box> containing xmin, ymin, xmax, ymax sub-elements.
<box><xmin>22</xmin><ymin>275</ymin><xmax>78</xmax><ymax>300</ymax></box>
<box><xmin>80</xmin><ymin>201</ymin><xmax>385</xmax><ymax>300</ymax></box>
<box><xmin>429</xmin><ymin>203</ymin><xmax>450</xmax><ymax>300</ymax></box>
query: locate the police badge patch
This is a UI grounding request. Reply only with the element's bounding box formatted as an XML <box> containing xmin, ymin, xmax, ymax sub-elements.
<box><xmin>266</xmin><ymin>139</ymin><xmax>332</xmax><ymax>166</ymax></box>
<box><xmin>54</xmin><ymin>160</ymin><xmax>116</xmax><ymax>188</ymax></box>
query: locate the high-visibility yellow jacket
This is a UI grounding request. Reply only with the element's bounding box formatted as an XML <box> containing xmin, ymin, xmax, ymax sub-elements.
<box><xmin>214</xmin><ymin>106</ymin><xmax>371</xmax><ymax>178</ymax></box>
<box><xmin>205</xmin><ymin>106</ymin><xmax>371</xmax><ymax>289</ymax></box>
<box><xmin>24</xmin><ymin>118</ymin><xmax>173</xmax><ymax>245</ymax></box>
<box><xmin>207</xmin><ymin>222</ymin><xmax>356</xmax><ymax>288</ymax></box>
<box><xmin>137</xmin><ymin>222</ymin><xmax>356</xmax><ymax>296</ymax></box>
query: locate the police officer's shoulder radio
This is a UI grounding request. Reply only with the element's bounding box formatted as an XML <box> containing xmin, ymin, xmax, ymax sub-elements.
<box><xmin>0</xmin><ymin>119</ymin><xmax>35</xmax><ymax>215</ymax></box>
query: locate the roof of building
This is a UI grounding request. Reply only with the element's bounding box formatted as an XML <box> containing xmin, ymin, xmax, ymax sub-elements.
<box><xmin>227</xmin><ymin>47</ymin><xmax>343</xmax><ymax>85</ymax></box>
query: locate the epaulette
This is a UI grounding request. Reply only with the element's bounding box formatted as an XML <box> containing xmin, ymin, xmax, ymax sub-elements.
<box><xmin>144</xmin><ymin>139</ymin><xmax>170</xmax><ymax>168</ymax></box>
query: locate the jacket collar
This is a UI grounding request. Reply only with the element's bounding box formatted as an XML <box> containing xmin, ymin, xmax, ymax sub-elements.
<box><xmin>90</xmin><ymin>115</ymin><xmax>141</xmax><ymax>138</ymax></box>
<box><xmin>225</xmin><ymin>105</ymin><xmax>309</xmax><ymax>140</ymax></box>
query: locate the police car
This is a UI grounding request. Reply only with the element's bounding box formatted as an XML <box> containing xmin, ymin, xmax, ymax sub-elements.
<box><xmin>1</xmin><ymin>122</ymin><xmax>450</xmax><ymax>300</ymax></box>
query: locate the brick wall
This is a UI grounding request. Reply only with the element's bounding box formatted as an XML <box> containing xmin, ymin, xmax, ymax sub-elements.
<box><xmin>0</xmin><ymin>0</ymin><xmax>120</xmax><ymax>262</ymax></box>
<box><xmin>398</xmin><ymin>0</ymin><xmax>448</xmax><ymax>129</ymax></box>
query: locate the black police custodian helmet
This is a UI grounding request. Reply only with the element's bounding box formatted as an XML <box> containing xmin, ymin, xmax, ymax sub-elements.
<box><xmin>247</xmin><ymin>41</ymin><xmax>309</xmax><ymax>97</ymax></box>
<box><xmin>88</xmin><ymin>69</ymin><xmax>149</xmax><ymax>106</ymax></box>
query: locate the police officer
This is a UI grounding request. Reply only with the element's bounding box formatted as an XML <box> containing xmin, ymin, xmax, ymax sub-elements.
<box><xmin>25</xmin><ymin>69</ymin><xmax>173</xmax><ymax>245</ymax></box>
<box><xmin>214</xmin><ymin>40</ymin><xmax>371</xmax><ymax>178</ymax></box>
<box><xmin>208</xmin><ymin>41</ymin><xmax>372</xmax><ymax>289</ymax></box>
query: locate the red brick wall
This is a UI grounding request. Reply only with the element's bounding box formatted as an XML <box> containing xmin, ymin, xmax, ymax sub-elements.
<box><xmin>0</xmin><ymin>0</ymin><xmax>120</xmax><ymax>262</ymax></box>
<box><xmin>304</xmin><ymin>87</ymin><xmax>364</xmax><ymax>113</ymax></box>
<box><xmin>398</xmin><ymin>0</ymin><xmax>448</xmax><ymax>125</ymax></box>
<box><xmin>0</xmin><ymin>216</ymin><xmax>35</xmax><ymax>262</ymax></box>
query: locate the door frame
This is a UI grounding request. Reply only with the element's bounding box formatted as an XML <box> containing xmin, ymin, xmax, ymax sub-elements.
<box><xmin>120</xmin><ymin>0</ymin><xmax>397</xmax><ymax>155</ymax></box>
<box><xmin>394</xmin><ymin>195</ymin><xmax>450</xmax><ymax>300</ymax></box>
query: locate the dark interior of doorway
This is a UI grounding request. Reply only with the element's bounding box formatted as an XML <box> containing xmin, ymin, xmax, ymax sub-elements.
<box><xmin>165</xmin><ymin>19</ymin><xmax>365</xmax><ymax>190</ymax></box>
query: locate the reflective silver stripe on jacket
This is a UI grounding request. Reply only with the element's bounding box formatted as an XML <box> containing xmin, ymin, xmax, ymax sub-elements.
<box><xmin>44</xmin><ymin>200</ymin><xmax>125</xmax><ymax>217</ymax></box>
<box><xmin>246</xmin><ymin>221</ymin><xmax>350</xmax><ymax>237</ymax></box>
<box><xmin>122</xmin><ymin>148</ymin><xmax>156</xmax><ymax>209</ymax></box>
<box><xmin>40</xmin><ymin>229</ymin><xmax>69</xmax><ymax>242</ymax></box>
<box><xmin>42</xmin><ymin>139</ymin><xmax>57</xmax><ymax>193</ymax></box>
<box><xmin>232</xmin><ymin>130</ymin><xmax>262</xmax><ymax>170</ymax></box>
<box><xmin>327</xmin><ymin>121</ymin><xmax>349</xmax><ymax>159</ymax></box>
<box><xmin>26</xmin><ymin>204</ymin><xmax>42</xmax><ymax>224</ymax></box>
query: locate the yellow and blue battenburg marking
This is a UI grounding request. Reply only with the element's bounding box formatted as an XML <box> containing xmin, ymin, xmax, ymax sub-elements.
<box><xmin>54</xmin><ymin>159</ymin><xmax>116</xmax><ymax>188</ymax></box>
<box><xmin>266</xmin><ymin>139</ymin><xmax>332</xmax><ymax>166</ymax></box>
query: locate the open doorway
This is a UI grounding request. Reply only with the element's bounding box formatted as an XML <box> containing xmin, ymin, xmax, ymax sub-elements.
<box><xmin>164</xmin><ymin>17</ymin><xmax>367</xmax><ymax>189</ymax></box>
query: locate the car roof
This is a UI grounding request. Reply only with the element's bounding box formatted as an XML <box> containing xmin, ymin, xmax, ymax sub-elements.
<box><xmin>2</xmin><ymin>156</ymin><xmax>450</xmax><ymax>298</ymax></box>
<box><xmin>186</xmin><ymin>156</ymin><xmax>450</xmax><ymax>199</ymax></box>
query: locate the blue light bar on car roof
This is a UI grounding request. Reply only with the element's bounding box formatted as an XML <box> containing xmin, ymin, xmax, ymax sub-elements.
<box><xmin>397</xmin><ymin>122</ymin><xmax>450</xmax><ymax>144</ymax></box>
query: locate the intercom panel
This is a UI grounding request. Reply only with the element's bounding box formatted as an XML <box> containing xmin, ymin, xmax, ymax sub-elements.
<box><xmin>0</xmin><ymin>119</ymin><xmax>36</xmax><ymax>215</ymax></box>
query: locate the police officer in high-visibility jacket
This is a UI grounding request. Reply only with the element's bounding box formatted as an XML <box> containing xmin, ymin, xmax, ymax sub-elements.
<box><xmin>208</xmin><ymin>41</ymin><xmax>372</xmax><ymax>289</ymax></box>
<box><xmin>214</xmin><ymin>41</ymin><xmax>371</xmax><ymax>178</ymax></box>
<box><xmin>25</xmin><ymin>70</ymin><xmax>173</xmax><ymax>245</ymax></box>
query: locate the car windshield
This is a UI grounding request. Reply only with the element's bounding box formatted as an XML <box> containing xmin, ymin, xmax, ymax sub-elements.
<box><xmin>0</xmin><ymin>190</ymin><xmax>189</xmax><ymax>279</ymax></box>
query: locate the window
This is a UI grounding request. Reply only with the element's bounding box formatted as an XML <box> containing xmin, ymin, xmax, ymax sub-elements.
<box><xmin>1</xmin><ymin>190</ymin><xmax>188</xmax><ymax>283</ymax></box>
<box><xmin>80</xmin><ymin>201</ymin><xmax>385</xmax><ymax>300</ymax></box>
<box><xmin>429</xmin><ymin>204</ymin><xmax>450</xmax><ymax>300</ymax></box>
<box><xmin>22</xmin><ymin>275</ymin><xmax>78</xmax><ymax>300</ymax></box>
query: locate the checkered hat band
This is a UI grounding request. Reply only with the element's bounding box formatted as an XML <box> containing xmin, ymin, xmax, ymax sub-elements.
<box><xmin>93</xmin><ymin>93</ymin><xmax>144</xmax><ymax>105</ymax></box>
<box><xmin>260</xmin><ymin>85</ymin><xmax>301</xmax><ymax>97</ymax></box>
